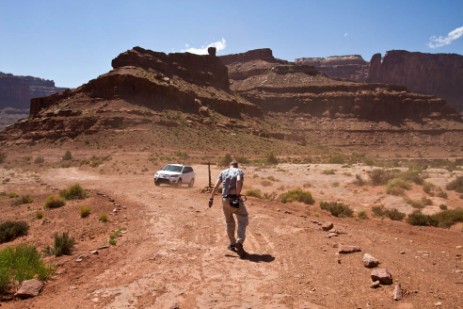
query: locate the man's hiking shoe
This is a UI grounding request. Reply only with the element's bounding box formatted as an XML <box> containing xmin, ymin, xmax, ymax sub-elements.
<box><xmin>233</xmin><ymin>242</ymin><xmax>246</xmax><ymax>259</ymax></box>
<box><xmin>227</xmin><ymin>244</ymin><xmax>237</xmax><ymax>252</ymax></box>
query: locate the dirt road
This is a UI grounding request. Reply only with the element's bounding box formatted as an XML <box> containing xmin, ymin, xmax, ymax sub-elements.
<box><xmin>1</xmin><ymin>164</ymin><xmax>463</xmax><ymax>309</ymax></box>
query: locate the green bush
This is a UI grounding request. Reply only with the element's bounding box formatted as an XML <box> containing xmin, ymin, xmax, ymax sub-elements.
<box><xmin>245</xmin><ymin>188</ymin><xmax>263</xmax><ymax>199</ymax></box>
<box><xmin>279</xmin><ymin>188</ymin><xmax>314</xmax><ymax>205</ymax></box>
<box><xmin>80</xmin><ymin>206</ymin><xmax>91</xmax><ymax>218</ymax></box>
<box><xmin>407</xmin><ymin>211</ymin><xmax>438</xmax><ymax>226</ymax></box>
<box><xmin>11</xmin><ymin>195</ymin><xmax>33</xmax><ymax>206</ymax></box>
<box><xmin>45</xmin><ymin>195</ymin><xmax>65</xmax><ymax>209</ymax></box>
<box><xmin>265</xmin><ymin>153</ymin><xmax>279</xmax><ymax>165</ymax></box>
<box><xmin>0</xmin><ymin>221</ymin><xmax>29</xmax><ymax>243</ymax></box>
<box><xmin>386</xmin><ymin>178</ymin><xmax>412</xmax><ymax>195</ymax></box>
<box><xmin>320</xmin><ymin>201</ymin><xmax>353</xmax><ymax>217</ymax></box>
<box><xmin>60</xmin><ymin>184</ymin><xmax>88</xmax><ymax>200</ymax></box>
<box><xmin>446</xmin><ymin>176</ymin><xmax>463</xmax><ymax>193</ymax></box>
<box><xmin>0</xmin><ymin>245</ymin><xmax>53</xmax><ymax>294</ymax></box>
<box><xmin>99</xmin><ymin>214</ymin><xmax>109</xmax><ymax>223</ymax></box>
<box><xmin>431</xmin><ymin>208</ymin><xmax>463</xmax><ymax>228</ymax></box>
<box><xmin>384</xmin><ymin>208</ymin><xmax>406</xmax><ymax>221</ymax></box>
<box><xmin>368</xmin><ymin>169</ymin><xmax>399</xmax><ymax>185</ymax></box>
<box><xmin>62</xmin><ymin>150</ymin><xmax>73</xmax><ymax>161</ymax></box>
<box><xmin>51</xmin><ymin>233</ymin><xmax>75</xmax><ymax>256</ymax></box>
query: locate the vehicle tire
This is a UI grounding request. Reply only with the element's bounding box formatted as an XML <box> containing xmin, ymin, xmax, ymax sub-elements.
<box><xmin>154</xmin><ymin>181</ymin><xmax>160</xmax><ymax>186</ymax></box>
<box><xmin>176</xmin><ymin>178</ymin><xmax>182</xmax><ymax>187</ymax></box>
<box><xmin>188</xmin><ymin>178</ymin><xmax>195</xmax><ymax>188</ymax></box>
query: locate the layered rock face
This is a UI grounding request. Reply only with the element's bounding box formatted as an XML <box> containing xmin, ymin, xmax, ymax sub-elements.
<box><xmin>223</xmin><ymin>49</ymin><xmax>456</xmax><ymax>121</ymax></box>
<box><xmin>368</xmin><ymin>50</ymin><xmax>463</xmax><ymax>111</ymax></box>
<box><xmin>0</xmin><ymin>72</ymin><xmax>66</xmax><ymax>109</ymax></box>
<box><xmin>295</xmin><ymin>55</ymin><xmax>369</xmax><ymax>82</ymax></box>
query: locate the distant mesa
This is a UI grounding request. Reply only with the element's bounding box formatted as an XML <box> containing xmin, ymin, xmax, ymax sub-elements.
<box><xmin>0</xmin><ymin>72</ymin><xmax>67</xmax><ymax>110</ymax></box>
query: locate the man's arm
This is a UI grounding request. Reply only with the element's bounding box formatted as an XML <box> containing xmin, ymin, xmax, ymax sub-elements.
<box><xmin>236</xmin><ymin>175</ymin><xmax>243</xmax><ymax>196</ymax></box>
<box><xmin>209</xmin><ymin>177</ymin><xmax>221</xmax><ymax>207</ymax></box>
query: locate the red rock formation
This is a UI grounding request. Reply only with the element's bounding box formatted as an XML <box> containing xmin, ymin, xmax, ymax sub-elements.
<box><xmin>295</xmin><ymin>55</ymin><xmax>369</xmax><ymax>82</ymax></box>
<box><xmin>368</xmin><ymin>50</ymin><xmax>463</xmax><ymax>111</ymax></box>
<box><xmin>0</xmin><ymin>72</ymin><xmax>66</xmax><ymax>109</ymax></box>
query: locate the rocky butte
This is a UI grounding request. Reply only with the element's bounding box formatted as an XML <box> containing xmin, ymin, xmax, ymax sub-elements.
<box><xmin>1</xmin><ymin>47</ymin><xmax>463</xmax><ymax>153</ymax></box>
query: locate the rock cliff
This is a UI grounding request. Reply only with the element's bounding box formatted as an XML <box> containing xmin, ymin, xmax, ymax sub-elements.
<box><xmin>0</xmin><ymin>72</ymin><xmax>66</xmax><ymax>109</ymax></box>
<box><xmin>222</xmin><ymin>49</ymin><xmax>457</xmax><ymax>121</ymax></box>
<box><xmin>368</xmin><ymin>50</ymin><xmax>463</xmax><ymax>111</ymax></box>
<box><xmin>295</xmin><ymin>55</ymin><xmax>369</xmax><ymax>82</ymax></box>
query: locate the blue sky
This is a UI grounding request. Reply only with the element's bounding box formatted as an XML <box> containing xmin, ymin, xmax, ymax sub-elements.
<box><xmin>1</xmin><ymin>0</ymin><xmax>462</xmax><ymax>88</ymax></box>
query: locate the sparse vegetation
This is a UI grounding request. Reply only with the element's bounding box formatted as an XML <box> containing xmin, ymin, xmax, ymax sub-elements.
<box><xmin>109</xmin><ymin>227</ymin><xmax>126</xmax><ymax>246</ymax></box>
<box><xmin>0</xmin><ymin>221</ymin><xmax>29</xmax><ymax>243</ymax></box>
<box><xmin>352</xmin><ymin>174</ymin><xmax>366</xmax><ymax>186</ymax></box>
<box><xmin>62</xmin><ymin>150</ymin><xmax>73</xmax><ymax>161</ymax></box>
<box><xmin>99</xmin><ymin>214</ymin><xmax>109</xmax><ymax>223</ymax></box>
<box><xmin>0</xmin><ymin>245</ymin><xmax>53</xmax><ymax>294</ymax></box>
<box><xmin>245</xmin><ymin>188</ymin><xmax>263</xmax><ymax>199</ymax></box>
<box><xmin>357</xmin><ymin>210</ymin><xmax>368</xmax><ymax>220</ymax></box>
<box><xmin>446</xmin><ymin>176</ymin><xmax>463</xmax><ymax>193</ymax></box>
<box><xmin>45</xmin><ymin>195</ymin><xmax>65</xmax><ymax>209</ymax></box>
<box><xmin>218</xmin><ymin>153</ymin><xmax>233</xmax><ymax>167</ymax></box>
<box><xmin>404</xmin><ymin>196</ymin><xmax>433</xmax><ymax>209</ymax></box>
<box><xmin>368</xmin><ymin>169</ymin><xmax>399</xmax><ymax>185</ymax></box>
<box><xmin>81</xmin><ymin>155</ymin><xmax>111</xmax><ymax>167</ymax></box>
<box><xmin>80</xmin><ymin>206</ymin><xmax>91</xmax><ymax>218</ymax></box>
<box><xmin>49</xmin><ymin>232</ymin><xmax>75</xmax><ymax>256</ymax></box>
<box><xmin>35</xmin><ymin>211</ymin><xmax>44</xmax><ymax>219</ymax></box>
<box><xmin>320</xmin><ymin>201</ymin><xmax>353</xmax><ymax>217</ymax></box>
<box><xmin>60</xmin><ymin>184</ymin><xmax>88</xmax><ymax>200</ymax></box>
<box><xmin>386</xmin><ymin>178</ymin><xmax>412</xmax><ymax>195</ymax></box>
<box><xmin>0</xmin><ymin>152</ymin><xmax>6</xmax><ymax>164</ymax></box>
<box><xmin>265</xmin><ymin>153</ymin><xmax>279</xmax><ymax>165</ymax></box>
<box><xmin>34</xmin><ymin>156</ymin><xmax>45</xmax><ymax>164</ymax></box>
<box><xmin>407</xmin><ymin>209</ymin><xmax>463</xmax><ymax>228</ymax></box>
<box><xmin>371</xmin><ymin>205</ymin><xmax>405</xmax><ymax>221</ymax></box>
<box><xmin>279</xmin><ymin>188</ymin><xmax>314</xmax><ymax>205</ymax></box>
<box><xmin>11</xmin><ymin>194</ymin><xmax>33</xmax><ymax>206</ymax></box>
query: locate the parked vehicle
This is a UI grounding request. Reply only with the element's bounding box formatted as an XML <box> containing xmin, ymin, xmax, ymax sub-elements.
<box><xmin>153</xmin><ymin>164</ymin><xmax>195</xmax><ymax>187</ymax></box>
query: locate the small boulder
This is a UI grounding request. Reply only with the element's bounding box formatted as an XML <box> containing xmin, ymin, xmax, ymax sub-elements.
<box><xmin>338</xmin><ymin>245</ymin><xmax>361</xmax><ymax>254</ymax></box>
<box><xmin>15</xmin><ymin>279</ymin><xmax>44</xmax><ymax>298</ymax></box>
<box><xmin>371</xmin><ymin>268</ymin><xmax>393</xmax><ymax>285</ymax></box>
<box><xmin>362</xmin><ymin>253</ymin><xmax>380</xmax><ymax>268</ymax></box>
<box><xmin>322</xmin><ymin>222</ymin><xmax>334</xmax><ymax>231</ymax></box>
<box><xmin>393</xmin><ymin>284</ymin><xmax>403</xmax><ymax>301</ymax></box>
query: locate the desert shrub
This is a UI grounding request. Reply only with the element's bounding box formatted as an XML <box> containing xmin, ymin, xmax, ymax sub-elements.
<box><xmin>371</xmin><ymin>205</ymin><xmax>386</xmax><ymax>217</ymax></box>
<box><xmin>279</xmin><ymin>188</ymin><xmax>314</xmax><ymax>205</ymax></box>
<box><xmin>218</xmin><ymin>153</ymin><xmax>233</xmax><ymax>167</ymax></box>
<box><xmin>263</xmin><ymin>192</ymin><xmax>277</xmax><ymax>201</ymax></box>
<box><xmin>0</xmin><ymin>152</ymin><xmax>6</xmax><ymax>164</ymax></box>
<box><xmin>357</xmin><ymin>210</ymin><xmax>368</xmax><ymax>220</ymax></box>
<box><xmin>0</xmin><ymin>245</ymin><xmax>53</xmax><ymax>294</ymax></box>
<box><xmin>99</xmin><ymin>214</ymin><xmax>109</xmax><ymax>223</ymax></box>
<box><xmin>0</xmin><ymin>221</ymin><xmax>29</xmax><ymax>243</ymax></box>
<box><xmin>62</xmin><ymin>150</ymin><xmax>73</xmax><ymax>161</ymax></box>
<box><xmin>386</xmin><ymin>178</ymin><xmax>412</xmax><ymax>195</ymax></box>
<box><xmin>265</xmin><ymin>153</ymin><xmax>279</xmax><ymax>165</ymax></box>
<box><xmin>320</xmin><ymin>201</ymin><xmax>353</xmax><ymax>217</ymax></box>
<box><xmin>81</xmin><ymin>155</ymin><xmax>111</xmax><ymax>168</ymax></box>
<box><xmin>327</xmin><ymin>154</ymin><xmax>346</xmax><ymax>164</ymax></box>
<box><xmin>60</xmin><ymin>184</ymin><xmax>88</xmax><ymax>200</ymax></box>
<box><xmin>245</xmin><ymin>188</ymin><xmax>263</xmax><ymax>199</ymax></box>
<box><xmin>235</xmin><ymin>156</ymin><xmax>250</xmax><ymax>164</ymax></box>
<box><xmin>51</xmin><ymin>233</ymin><xmax>75</xmax><ymax>256</ymax></box>
<box><xmin>384</xmin><ymin>208</ymin><xmax>406</xmax><ymax>221</ymax></box>
<box><xmin>407</xmin><ymin>211</ymin><xmax>438</xmax><ymax>226</ymax></box>
<box><xmin>439</xmin><ymin>204</ymin><xmax>448</xmax><ymax>210</ymax></box>
<box><xmin>80</xmin><ymin>206</ymin><xmax>91</xmax><ymax>218</ymax></box>
<box><xmin>322</xmin><ymin>169</ymin><xmax>336</xmax><ymax>175</ymax></box>
<box><xmin>404</xmin><ymin>196</ymin><xmax>432</xmax><ymax>209</ymax></box>
<box><xmin>368</xmin><ymin>169</ymin><xmax>399</xmax><ymax>185</ymax></box>
<box><xmin>446</xmin><ymin>176</ymin><xmax>463</xmax><ymax>193</ymax></box>
<box><xmin>398</xmin><ymin>169</ymin><xmax>425</xmax><ymax>185</ymax></box>
<box><xmin>431</xmin><ymin>208</ymin><xmax>463</xmax><ymax>228</ymax></box>
<box><xmin>35</xmin><ymin>211</ymin><xmax>44</xmax><ymax>219</ymax></box>
<box><xmin>11</xmin><ymin>195</ymin><xmax>33</xmax><ymax>206</ymax></box>
<box><xmin>34</xmin><ymin>156</ymin><xmax>45</xmax><ymax>164</ymax></box>
<box><xmin>45</xmin><ymin>195</ymin><xmax>65</xmax><ymax>209</ymax></box>
<box><xmin>109</xmin><ymin>228</ymin><xmax>126</xmax><ymax>246</ymax></box>
<box><xmin>423</xmin><ymin>182</ymin><xmax>433</xmax><ymax>195</ymax></box>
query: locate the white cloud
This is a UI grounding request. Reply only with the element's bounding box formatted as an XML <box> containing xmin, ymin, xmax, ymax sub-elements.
<box><xmin>183</xmin><ymin>38</ymin><xmax>226</xmax><ymax>55</ymax></box>
<box><xmin>428</xmin><ymin>25</ymin><xmax>463</xmax><ymax>48</ymax></box>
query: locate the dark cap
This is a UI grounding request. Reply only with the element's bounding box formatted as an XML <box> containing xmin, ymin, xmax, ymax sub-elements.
<box><xmin>230</xmin><ymin>161</ymin><xmax>238</xmax><ymax>167</ymax></box>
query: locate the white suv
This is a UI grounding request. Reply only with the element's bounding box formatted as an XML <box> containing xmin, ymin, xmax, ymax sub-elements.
<box><xmin>154</xmin><ymin>164</ymin><xmax>195</xmax><ymax>187</ymax></box>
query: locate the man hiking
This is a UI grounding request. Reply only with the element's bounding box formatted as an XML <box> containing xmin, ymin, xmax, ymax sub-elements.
<box><xmin>209</xmin><ymin>161</ymin><xmax>249</xmax><ymax>258</ymax></box>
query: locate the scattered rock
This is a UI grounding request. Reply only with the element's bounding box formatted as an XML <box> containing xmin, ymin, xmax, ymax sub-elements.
<box><xmin>363</xmin><ymin>253</ymin><xmax>380</xmax><ymax>268</ymax></box>
<box><xmin>322</xmin><ymin>222</ymin><xmax>334</xmax><ymax>231</ymax></box>
<box><xmin>76</xmin><ymin>255</ymin><xmax>85</xmax><ymax>262</ymax></box>
<box><xmin>371</xmin><ymin>268</ymin><xmax>393</xmax><ymax>285</ymax></box>
<box><xmin>90</xmin><ymin>250</ymin><xmax>99</xmax><ymax>255</ymax></box>
<box><xmin>393</xmin><ymin>284</ymin><xmax>403</xmax><ymax>300</ymax></box>
<box><xmin>328</xmin><ymin>232</ymin><xmax>338</xmax><ymax>238</ymax></box>
<box><xmin>370</xmin><ymin>280</ymin><xmax>381</xmax><ymax>289</ymax></box>
<box><xmin>15</xmin><ymin>279</ymin><xmax>44</xmax><ymax>298</ymax></box>
<box><xmin>338</xmin><ymin>245</ymin><xmax>361</xmax><ymax>254</ymax></box>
